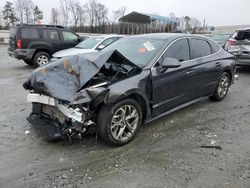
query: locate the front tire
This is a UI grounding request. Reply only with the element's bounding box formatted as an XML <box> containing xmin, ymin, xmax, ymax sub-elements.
<box><xmin>211</xmin><ymin>72</ymin><xmax>231</xmax><ymax>101</ymax></box>
<box><xmin>33</xmin><ymin>52</ymin><xmax>51</xmax><ymax>67</ymax></box>
<box><xmin>97</xmin><ymin>98</ymin><xmax>143</xmax><ymax>146</ymax></box>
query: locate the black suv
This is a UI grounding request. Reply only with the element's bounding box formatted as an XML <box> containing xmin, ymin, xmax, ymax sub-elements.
<box><xmin>8</xmin><ymin>24</ymin><xmax>83</xmax><ymax>67</ymax></box>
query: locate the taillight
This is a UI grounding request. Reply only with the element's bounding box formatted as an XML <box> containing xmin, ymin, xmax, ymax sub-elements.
<box><xmin>227</xmin><ymin>39</ymin><xmax>236</xmax><ymax>46</ymax></box>
<box><xmin>17</xmin><ymin>39</ymin><xmax>22</xmax><ymax>49</ymax></box>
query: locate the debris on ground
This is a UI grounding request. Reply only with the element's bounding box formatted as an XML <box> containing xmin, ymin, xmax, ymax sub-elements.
<box><xmin>200</xmin><ymin>145</ymin><xmax>222</xmax><ymax>150</ymax></box>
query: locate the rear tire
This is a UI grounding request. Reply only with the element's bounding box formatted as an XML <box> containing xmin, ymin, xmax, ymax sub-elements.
<box><xmin>97</xmin><ymin>98</ymin><xmax>143</xmax><ymax>146</ymax></box>
<box><xmin>33</xmin><ymin>52</ymin><xmax>51</xmax><ymax>67</ymax></box>
<box><xmin>211</xmin><ymin>72</ymin><xmax>231</xmax><ymax>101</ymax></box>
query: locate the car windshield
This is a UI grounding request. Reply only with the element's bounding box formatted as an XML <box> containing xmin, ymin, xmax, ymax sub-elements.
<box><xmin>76</xmin><ymin>37</ymin><xmax>105</xmax><ymax>49</ymax></box>
<box><xmin>103</xmin><ymin>38</ymin><xmax>165</xmax><ymax>67</ymax></box>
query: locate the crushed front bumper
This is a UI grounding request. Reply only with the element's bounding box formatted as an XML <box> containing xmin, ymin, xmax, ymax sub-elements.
<box><xmin>27</xmin><ymin>93</ymin><xmax>84</xmax><ymax>123</ymax></box>
<box><xmin>27</xmin><ymin>93</ymin><xmax>95</xmax><ymax>139</ymax></box>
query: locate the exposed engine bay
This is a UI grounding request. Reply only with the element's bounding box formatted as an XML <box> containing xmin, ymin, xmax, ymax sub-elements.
<box><xmin>24</xmin><ymin>50</ymin><xmax>141</xmax><ymax>141</ymax></box>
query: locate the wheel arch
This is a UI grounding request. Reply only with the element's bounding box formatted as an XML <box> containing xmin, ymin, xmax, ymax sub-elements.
<box><xmin>105</xmin><ymin>89</ymin><xmax>151</xmax><ymax>122</ymax></box>
<box><xmin>32</xmin><ymin>48</ymin><xmax>52</xmax><ymax>60</ymax></box>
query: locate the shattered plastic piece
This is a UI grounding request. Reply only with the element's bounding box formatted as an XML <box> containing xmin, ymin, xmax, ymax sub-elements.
<box><xmin>210</xmin><ymin>140</ymin><xmax>216</xmax><ymax>145</ymax></box>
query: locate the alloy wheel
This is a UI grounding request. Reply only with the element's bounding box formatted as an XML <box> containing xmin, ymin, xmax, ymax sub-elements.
<box><xmin>37</xmin><ymin>55</ymin><xmax>49</xmax><ymax>66</ymax></box>
<box><xmin>217</xmin><ymin>75</ymin><xmax>229</xmax><ymax>98</ymax></box>
<box><xmin>110</xmin><ymin>105</ymin><xmax>139</xmax><ymax>142</ymax></box>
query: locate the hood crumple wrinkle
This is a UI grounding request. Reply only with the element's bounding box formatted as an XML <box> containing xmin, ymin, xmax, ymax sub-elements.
<box><xmin>23</xmin><ymin>50</ymin><xmax>116</xmax><ymax>102</ymax></box>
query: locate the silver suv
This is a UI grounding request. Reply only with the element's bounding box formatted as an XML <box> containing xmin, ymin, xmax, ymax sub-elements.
<box><xmin>225</xmin><ymin>28</ymin><xmax>250</xmax><ymax>66</ymax></box>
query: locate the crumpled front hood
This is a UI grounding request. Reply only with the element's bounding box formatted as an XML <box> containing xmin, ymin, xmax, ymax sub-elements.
<box><xmin>53</xmin><ymin>48</ymin><xmax>97</xmax><ymax>58</ymax></box>
<box><xmin>23</xmin><ymin>50</ymin><xmax>115</xmax><ymax>102</ymax></box>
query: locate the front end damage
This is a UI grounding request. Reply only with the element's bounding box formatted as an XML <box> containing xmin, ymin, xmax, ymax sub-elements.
<box><xmin>23</xmin><ymin>50</ymin><xmax>141</xmax><ymax>141</ymax></box>
<box><xmin>27</xmin><ymin>93</ymin><xmax>98</xmax><ymax>140</ymax></box>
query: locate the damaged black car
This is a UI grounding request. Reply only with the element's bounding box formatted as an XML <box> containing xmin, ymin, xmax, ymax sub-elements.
<box><xmin>23</xmin><ymin>33</ymin><xmax>236</xmax><ymax>146</ymax></box>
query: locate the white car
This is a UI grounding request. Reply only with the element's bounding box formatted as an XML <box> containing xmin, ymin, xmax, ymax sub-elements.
<box><xmin>52</xmin><ymin>35</ymin><xmax>122</xmax><ymax>60</ymax></box>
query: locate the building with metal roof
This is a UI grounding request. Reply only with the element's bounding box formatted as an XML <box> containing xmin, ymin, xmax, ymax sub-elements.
<box><xmin>118</xmin><ymin>12</ymin><xmax>180</xmax><ymax>34</ymax></box>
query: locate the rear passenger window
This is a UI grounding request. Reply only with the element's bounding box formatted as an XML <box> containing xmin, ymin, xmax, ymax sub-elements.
<box><xmin>21</xmin><ymin>28</ymin><xmax>39</xmax><ymax>39</ymax></box>
<box><xmin>209</xmin><ymin>41</ymin><xmax>220</xmax><ymax>53</ymax></box>
<box><xmin>163</xmin><ymin>39</ymin><xmax>190</xmax><ymax>62</ymax></box>
<box><xmin>189</xmin><ymin>38</ymin><xmax>212</xmax><ymax>59</ymax></box>
<box><xmin>42</xmin><ymin>30</ymin><xmax>59</xmax><ymax>40</ymax></box>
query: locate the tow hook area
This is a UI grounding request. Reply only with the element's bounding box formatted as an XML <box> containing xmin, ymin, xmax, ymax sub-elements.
<box><xmin>27</xmin><ymin>93</ymin><xmax>96</xmax><ymax>142</ymax></box>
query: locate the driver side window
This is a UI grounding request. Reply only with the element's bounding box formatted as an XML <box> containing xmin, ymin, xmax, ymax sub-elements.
<box><xmin>163</xmin><ymin>39</ymin><xmax>190</xmax><ymax>63</ymax></box>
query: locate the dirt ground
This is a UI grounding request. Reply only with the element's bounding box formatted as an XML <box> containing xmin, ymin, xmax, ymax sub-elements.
<box><xmin>0</xmin><ymin>44</ymin><xmax>250</xmax><ymax>188</ymax></box>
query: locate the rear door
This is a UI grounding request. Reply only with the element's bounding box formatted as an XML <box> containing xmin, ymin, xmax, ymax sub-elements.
<box><xmin>151</xmin><ymin>38</ymin><xmax>198</xmax><ymax>116</ymax></box>
<box><xmin>42</xmin><ymin>29</ymin><xmax>63</xmax><ymax>53</ymax></box>
<box><xmin>20</xmin><ymin>27</ymin><xmax>40</xmax><ymax>49</ymax></box>
<box><xmin>189</xmin><ymin>38</ymin><xmax>222</xmax><ymax>97</ymax></box>
<box><xmin>61</xmin><ymin>30</ymin><xmax>80</xmax><ymax>49</ymax></box>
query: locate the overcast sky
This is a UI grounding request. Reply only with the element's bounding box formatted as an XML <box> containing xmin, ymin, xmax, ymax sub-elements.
<box><xmin>1</xmin><ymin>0</ymin><xmax>250</xmax><ymax>26</ymax></box>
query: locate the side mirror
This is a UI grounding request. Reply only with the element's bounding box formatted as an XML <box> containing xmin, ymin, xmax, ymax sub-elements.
<box><xmin>162</xmin><ymin>57</ymin><xmax>181</xmax><ymax>68</ymax></box>
<box><xmin>96</xmin><ymin>45</ymin><xmax>105</xmax><ymax>51</ymax></box>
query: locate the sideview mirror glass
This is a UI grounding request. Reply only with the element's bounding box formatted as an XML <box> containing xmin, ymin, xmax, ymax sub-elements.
<box><xmin>162</xmin><ymin>57</ymin><xmax>181</xmax><ymax>68</ymax></box>
<box><xmin>96</xmin><ymin>45</ymin><xmax>105</xmax><ymax>51</ymax></box>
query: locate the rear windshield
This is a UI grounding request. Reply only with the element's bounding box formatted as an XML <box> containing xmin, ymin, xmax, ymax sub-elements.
<box><xmin>232</xmin><ymin>31</ymin><xmax>250</xmax><ymax>41</ymax></box>
<box><xmin>21</xmin><ymin>28</ymin><xmax>39</xmax><ymax>39</ymax></box>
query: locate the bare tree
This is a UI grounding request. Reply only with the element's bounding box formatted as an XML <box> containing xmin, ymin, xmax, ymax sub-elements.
<box><xmin>87</xmin><ymin>0</ymin><xmax>97</xmax><ymax>32</ymax></box>
<box><xmin>112</xmin><ymin>6</ymin><xmax>126</xmax><ymax>23</ymax></box>
<box><xmin>24</xmin><ymin>0</ymin><xmax>35</xmax><ymax>23</ymax></box>
<box><xmin>15</xmin><ymin>0</ymin><xmax>25</xmax><ymax>23</ymax></box>
<box><xmin>189</xmin><ymin>17</ymin><xmax>202</xmax><ymax>33</ymax></box>
<box><xmin>95</xmin><ymin>3</ymin><xmax>108</xmax><ymax>32</ymax></box>
<box><xmin>50</xmin><ymin>8</ymin><xmax>60</xmax><ymax>25</ymax></box>
<box><xmin>68</xmin><ymin>0</ymin><xmax>81</xmax><ymax>30</ymax></box>
<box><xmin>78</xmin><ymin>4</ymin><xmax>88</xmax><ymax>30</ymax></box>
<box><xmin>60</xmin><ymin>0</ymin><xmax>69</xmax><ymax>27</ymax></box>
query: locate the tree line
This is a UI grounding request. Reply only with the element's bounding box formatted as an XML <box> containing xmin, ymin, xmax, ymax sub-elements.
<box><xmin>0</xmin><ymin>0</ymin><xmax>206</xmax><ymax>34</ymax></box>
<box><xmin>51</xmin><ymin>0</ymin><xmax>126</xmax><ymax>33</ymax></box>
<box><xmin>0</xmin><ymin>0</ymin><xmax>43</xmax><ymax>29</ymax></box>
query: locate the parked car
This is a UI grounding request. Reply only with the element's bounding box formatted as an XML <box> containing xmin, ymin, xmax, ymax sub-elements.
<box><xmin>8</xmin><ymin>24</ymin><xmax>84</xmax><ymax>67</ymax></box>
<box><xmin>51</xmin><ymin>35</ymin><xmax>122</xmax><ymax>60</ymax></box>
<box><xmin>23</xmin><ymin>33</ymin><xmax>236</xmax><ymax>146</ymax></box>
<box><xmin>225</xmin><ymin>28</ymin><xmax>250</xmax><ymax>66</ymax></box>
<box><xmin>204</xmin><ymin>33</ymin><xmax>231</xmax><ymax>47</ymax></box>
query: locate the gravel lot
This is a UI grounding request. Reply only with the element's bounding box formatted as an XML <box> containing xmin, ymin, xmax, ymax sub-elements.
<box><xmin>0</xmin><ymin>44</ymin><xmax>250</xmax><ymax>188</ymax></box>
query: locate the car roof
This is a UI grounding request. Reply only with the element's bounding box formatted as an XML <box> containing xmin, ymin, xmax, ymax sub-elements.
<box><xmin>91</xmin><ymin>35</ymin><xmax>123</xmax><ymax>39</ymax></box>
<box><xmin>128</xmin><ymin>33</ymin><xmax>196</xmax><ymax>41</ymax></box>
<box><xmin>236</xmin><ymin>28</ymin><xmax>250</xmax><ymax>31</ymax></box>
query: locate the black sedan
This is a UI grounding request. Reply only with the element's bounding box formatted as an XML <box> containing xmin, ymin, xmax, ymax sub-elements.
<box><xmin>24</xmin><ymin>33</ymin><xmax>236</xmax><ymax>146</ymax></box>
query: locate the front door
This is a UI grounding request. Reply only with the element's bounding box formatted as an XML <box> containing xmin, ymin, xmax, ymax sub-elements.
<box><xmin>151</xmin><ymin>38</ymin><xmax>198</xmax><ymax>116</ymax></box>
